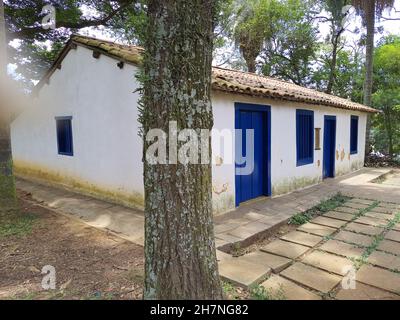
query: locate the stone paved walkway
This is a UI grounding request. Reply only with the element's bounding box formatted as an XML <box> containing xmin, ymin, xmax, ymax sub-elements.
<box><xmin>214</xmin><ymin>167</ymin><xmax>400</xmax><ymax>250</ymax></box>
<box><xmin>16</xmin><ymin>168</ymin><xmax>400</xmax><ymax>299</ymax></box>
<box><xmin>218</xmin><ymin>198</ymin><xmax>400</xmax><ymax>300</ymax></box>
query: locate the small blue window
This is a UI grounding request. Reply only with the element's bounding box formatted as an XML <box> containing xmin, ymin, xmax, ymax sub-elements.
<box><xmin>296</xmin><ymin>109</ymin><xmax>314</xmax><ymax>166</ymax></box>
<box><xmin>56</xmin><ymin>116</ymin><xmax>73</xmax><ymax>156</ymax></box>
<box><xmin>350</xmin><ymin>116</ymin><xmax>358</xmax><ymax>154</ymax></box>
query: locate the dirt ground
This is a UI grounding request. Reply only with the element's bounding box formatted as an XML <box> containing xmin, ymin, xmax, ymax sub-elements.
<box><xmin>0</xmin><ymin>191</ymin><xmax>144</xmax><ymax>300</ymax></box>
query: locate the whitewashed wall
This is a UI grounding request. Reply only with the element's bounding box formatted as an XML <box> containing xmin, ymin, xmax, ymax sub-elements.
<box><xmin>11</xmin><ymin>45</ymin><xmax>367</xmax><ymax>214</ymax></box>
<box><xmin>11</xmin><ymin>46</ymin><xmax>145</xmax><ymax>208</ymax></box>
<box><xmin>211</xmin><ymin>92</ymin><xmax>367</xmax><ymax>211</ymax></box>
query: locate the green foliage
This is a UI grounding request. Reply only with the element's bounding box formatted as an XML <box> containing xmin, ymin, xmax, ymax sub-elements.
<box><xmin>249</xmin><ymin>283</ymin><xmax>285</xmax><ymax>300</ymax></box>
<box><xmin>313</xmin><ymin>46</ymin><xmax>364</xmax><ymax>99</ymax></box>
<box><xmin>4</xmin><ymin>0</ymin><xmax>144</xmax><ymax>84</ymax></box>
<box><xmin>289</xmin><ymin>193</ymin><xmax>350</xmax><ymax>225</ymax></box>
<box><xmin>260</xmin><ymin>0</ymin><xmax>319</xmax><ymax>86</ymax></box>
<box><xmin>230</xmin><ymin>0</ymin><xmax>318</xmax><ymax>78</ymax></box>
<box><xmin>222</xmin><ymin>281</ymin><xmax>241</xmax><ymax>299</ymax></box>
<box><xmin>371</xmin><ymin>35</ymin><xmax>400</xmax><ymax>155</ymax></box>
<box><xmin>0</xmin><ymin>212</ymin><xmax>36</xmax><ymax>238</ymax></box>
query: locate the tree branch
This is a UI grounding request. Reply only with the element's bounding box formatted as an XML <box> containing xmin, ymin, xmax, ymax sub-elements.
<box><xmin>7</xmin><ymin>1</ymin><xmax>133</xmax><ymax>40</ymax></box>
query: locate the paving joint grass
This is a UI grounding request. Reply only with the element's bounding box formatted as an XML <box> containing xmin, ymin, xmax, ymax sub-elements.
<box><xmin>353</xmin><ymin>211</ymin><xmax>400</xmax><ymax>270</ymax></box>
<box><xmin>288</xmin><ymin>193</ymin><xmax>351</xmax><ymax>226</ymax></box>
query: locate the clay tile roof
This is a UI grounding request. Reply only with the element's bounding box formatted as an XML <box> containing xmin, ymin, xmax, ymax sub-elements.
<box><xmin>39</xmin><ymin>35</ymin><xmax>378</xmax><ymax>113</ymax></box>
<box><xmin>71</xmin><ymin>35</ymin><xmax>144</xmax><ymax>65</ymax></box>
<box><xmin>211</xmin><ymin>67</ymin><xmax>377</xmax><ymax>113</ymax></box>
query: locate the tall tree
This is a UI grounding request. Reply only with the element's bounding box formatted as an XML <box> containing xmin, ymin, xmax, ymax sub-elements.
<box><xmin>232</xmin><ymin>0</ymin><xmax>318</xmax><ymax>79</ymax></box>
<box><xmin>0</xmin><ymin>0</ymin><xmax>18</xmax><ymax>210</ymax></box>
<box><xmin>372</xmin><ymin>35</ymin><xmax>400</xmax><ymax>155</ymax></box>
<box><xmin>4</xmin><ymin>0</ymin><xmax>144</xmax><ymax>83</ymax></box>
<box><xmin>322</xmin><ymin>0</ymin><xmax>350</xmax><ymax>94</ymax></box>
<box><xmin>260</xmin><ymin>0</ymin><xmax>318</xmax><ymax>86</ymax></box>
<box><xmin>140</xmin><ymin>0</ymin><xmax>222</xmax><ymax>299</ymax></box>
<box><xmin>232</xmin><ymin>0</ymin><xmax>266</xmax><ymax>72</ymax></box>
<box><xmin>352</xmin><ymin>0</ymin><xmax>394</xmax><ymax>154</ymax></box>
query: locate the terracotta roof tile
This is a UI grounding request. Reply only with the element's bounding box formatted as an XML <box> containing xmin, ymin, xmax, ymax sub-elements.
<box><xmin>39</xmin><ymin>35</ymin><xmax>378</xmax><ymax>114</ymax></box>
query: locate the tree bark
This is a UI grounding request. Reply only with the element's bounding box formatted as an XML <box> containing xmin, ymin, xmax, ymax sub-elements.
<box><xmin>140</xmin><ymin>0</ymin><xmax>222</xmax><ymax>300</ymax></box>
<box><xmin>363</xmin><ymin>0</ymin><xmax>376</xmax><ymax>156</ymax></box>
<box><xmin>384</xmin><ymin>107</ymin><xmax>394</xmax><ymax>156</ymax></box>
<box><xmin>326</xmin><ymin>37</ymin><xmax>339</xmax><ymax>94</ymax></box>
<box><xmin>0</xmin><ymin>0</ymin><xmax>17</xmax><ymax>211</ymax></box>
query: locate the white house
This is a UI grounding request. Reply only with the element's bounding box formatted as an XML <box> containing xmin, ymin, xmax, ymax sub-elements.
<box><xmin>11</xmin><ymin>35</ymin><xmax>377</xmax><ymax>214</ymax></box>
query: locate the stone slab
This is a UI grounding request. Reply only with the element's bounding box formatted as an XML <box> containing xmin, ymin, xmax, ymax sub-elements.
<box><xmin>357</xmin><ymin>265</ymin><xmax>400</xmax><ymax>294</ymax></box>
<box><xmin>216</xmin><ymin>250</ymin><xmax>232</xmax><ymax>262</ymax></box>
<box><xmin>379</xmin><ymin>202</ymin><xmax>400</xmax><ymax>210</ymax></box>
<box><xmin>227</xmin><ymin>221</ymin><xmax>270</xmax><ymax>240</ymax></box>
<box><xmin>336</xmin><ymin>282</ymin><xmax>400</xmax><ymax>300</ymax></box>
<box><xmin>260</xmin><ymin>239</ymin><xmax>309</xmax><ymax>259</ymax></box>
<box><xmin>297</xmin><ymin>223</ymin><xmax>336</xmax><ymax>237</ymax></box>
<box><xmin>334</xmin><ymin>230</ymin><xmax>373</xmax><ymax>247</ymax></box>
<box><xmin>344</xmin><ymin>222</ymin><xmax>383</xmax><ymax>236</ymax></box>
<box><xmin>218</xmin><ymin>258</ymin><xmax>271</xmax><ymax>288</ymax></box>
<box><xmin>302</xmin><ymin>251</ymin><xmax>353</xmax><ymax>275</ymax></box>
<box><xmin>310</xmin><ymin>216</ymin><xmax>347</xmax><ymax>229</ymax></box>
<box><xmin>345</xmin><ymin>202</ymin><xmax>370</xmax><ymax>210</ymax></box>
<box><xmin>237</xmin><ymin>251</ymin><xmax>291</xmax><ymax>273</ymax></box>
<box><xmin>378</xmin><ymin>239</ymin><xmax>400</xmax><ymax>256</ymax></box>
<box><xmin>335</xmin><ymin>206</ymin><xmax>360</xmax><ymax>214</ymax></box>
<box><xmin>281</xmin><ymin>263</ymin><xmax>341</xmax><ymax>294</ymax></box>
<box><xmin>215</xmin><ymin>233</ymin><xmax>243</xmax><ymax>244</ymax></box>
<box><xmin>281</xmin><ymin>231</ymin><xmax>323</xmax><ymax>247</ymax></box>
<box><xmin>261</xmin><ymin>275</ymin><xmax>321</xmax><ymax>300</ymax></box>
<box><xmin>319</xmin><ymin>240</ymin><xmax>364</xmax><ymax>259</ymax></box>
<box><xmin>348</xmin><ymin>199</ymin><xmax>375</xmax><ymax>206</ymax></box>
<box><xmin>324</xmin><ymin>211</ymin><xmax>355</xmax><ymax>222</ymax></box>
<box><xmin>385</xmin><ymin>230</ymin><xmax>400</xmax><ymax>243</ymax></box>
<box><xmin>355</xmin><ymin>215</ymin><xmax>388</xmax><ymax>227</ymax></box>
<box><xmin>369</xmin><ymin>207</ymin><xmax>395</xmax><ymax>215</ymax></box>
<box><xmin>368</xmin><ymin>251</ymin><xmax>400</xmax><ymax>271</ymax></box>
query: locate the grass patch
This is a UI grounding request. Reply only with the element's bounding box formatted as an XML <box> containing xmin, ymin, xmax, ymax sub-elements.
<box><xmin>222</xmin><ymin>281</ymin><xmax>241</xmax><ymax>300</ymax></box>
<box><xmin>289</xmin><ymin>193</ymin><xmax>350</xmax><ymax>225</ymax></box>
<box><xmin>249</xmin><ymin>284</ymin><xmax>285</xmax><ymax>300</ymax></box>
<box><xmin>0</xmin><ymin>212</ymin><xmax>37</xmax><ymax>238</ymax></box>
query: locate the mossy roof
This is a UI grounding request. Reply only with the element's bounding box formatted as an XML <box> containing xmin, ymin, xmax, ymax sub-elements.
<box><xmin>37</xmin><ymin>35</ymin><xmax>377</xmax><ymax>114</ymax></box>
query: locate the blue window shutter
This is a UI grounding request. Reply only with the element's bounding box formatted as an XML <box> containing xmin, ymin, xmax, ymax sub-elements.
<box><xmin>350</xmin><ymin>116</ymin><xmax>358</xmax><ymax>154</ymax></box>
<box><xmin>296</xmin><ymin>109</ymin><xmax>314</xmax><ymax>166</ymax></box>
<box><xmin>56</xmin><ymin>117</ymin><xmax>74</xmax><ymax>156</ymax></box>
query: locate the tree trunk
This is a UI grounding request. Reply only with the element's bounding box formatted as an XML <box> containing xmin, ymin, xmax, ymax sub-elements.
<box><xmin>384</xmin><ymin>107</ymin><xmax>394</xmax><ymax>156</ymax></box>
<box><xmin>141</xmin><ymin>0</ymin><xmax>222</xmax><ymax>300</ymax></box>
<box><xmin>326</xmin><ymin>37</ymin><xmax>339</xmax><ymax>94</ymax></box>
<box><xmin>363</xmin><ymin>0</ymin><xmax>375</xmax><ymax>156</ymax></box>
<box><xmin>0</xmin><ymin>0</ymin><xmax>18</xmax><ymax>211</ymax></box>
<box><xmin>244</xmin><ymin>54</ymin><xmax>257</xmax><ymax>73</ymax></box>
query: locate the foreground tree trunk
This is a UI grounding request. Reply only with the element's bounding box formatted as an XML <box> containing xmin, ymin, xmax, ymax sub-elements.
<box><xmin>0</xmin><ymin>0</ymin><xmax>18</xmax><ymax>211</ymax></box>
<box><xmin>363</xmin><ymin>0</ymin><xmax>375</xmax><ymax>156</ymax></box>
<box><xmin>141</xmin><ymin>0</ymin><xmax>222</xmax><ymax>299</ymax></box>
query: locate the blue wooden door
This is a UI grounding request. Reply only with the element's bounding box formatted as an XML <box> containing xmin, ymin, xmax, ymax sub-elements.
<box><xmin>235</xmin><ymin>104</ymin><xmax>269</xmax><ymax>205</ymax></box>
<box><xmin>323</xmin><ymin>116</ymin><xmax>336</xmax><ymax>179</ymax></box>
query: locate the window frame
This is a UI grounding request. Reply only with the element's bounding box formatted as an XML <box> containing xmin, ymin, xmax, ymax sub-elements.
<box><xmin>55</xmin><ymin>116</ymin><xmax>74</xmax><ymax>156</ymax></box>
<box><xmin>296</xmin><ymin>109</ymin><xmax>314</xmax><ymax>167</ymax></box>
<box><xmin>350</xmin><ymin>115</ymin><xmax>359</xmax><ymax>155</ymax></box>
